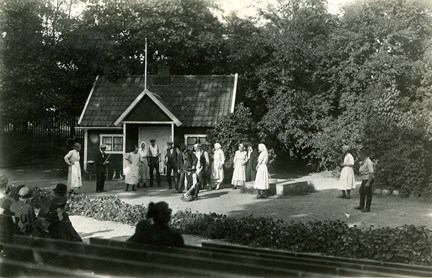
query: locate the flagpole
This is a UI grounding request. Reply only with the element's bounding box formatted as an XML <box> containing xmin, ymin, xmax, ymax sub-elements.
<box><xmin>144</xmin><ymin>38</ymin><xmax>147</xmax><ymax>90</ymax></box>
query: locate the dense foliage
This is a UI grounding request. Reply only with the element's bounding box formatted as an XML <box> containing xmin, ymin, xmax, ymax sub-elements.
<box><xmin>30</xmin><ymin>189</ymin><xmax>432</xmax><ymax>265</ymax></box>
<box><xmin>1</xmin><ymin>0</ymin><xmax>432</xmax><ymax>194</ymax></box>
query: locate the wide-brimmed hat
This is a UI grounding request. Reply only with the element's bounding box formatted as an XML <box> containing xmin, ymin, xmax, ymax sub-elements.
<box><xmin>53</xmin><ymin>183</ymin><xmax>68</xmax><ymax>194</ymax></box>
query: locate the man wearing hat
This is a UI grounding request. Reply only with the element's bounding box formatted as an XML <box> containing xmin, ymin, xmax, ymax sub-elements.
<box><xmin>95</xmin><ymin>144</ymin><xmax>108</xmax><ymax>193</ymax></box>
<box><xmin>148</xmin><ymin>139</ymin><xmax>161</xmax><ymax>187</ymax></box>
<box><xmin>164</xmin><ymin>142</ymin><xmax>178</xmax><ymax>189</ymax></box>
<box><xmin>10</xmin><ymin>186</ymin><xmax>36</xmax><ymax>236</ymax></box>
<box><xmin>38</xmin><ymin>183</ymin><xmax>68</xmax><ymax>218</ymax></box>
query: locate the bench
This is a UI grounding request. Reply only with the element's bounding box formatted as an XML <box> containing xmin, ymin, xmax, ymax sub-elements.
<box><xmin>0</xmin><ymin>257</ymin><xmax>97</xmax><ymax>277</ymax></box>
<box><xmin>201</xmin><ymin>242</ymin><xmax>432</xmax><ymax>277</ymax></box>
<box><xmin>89</xmin><ymin>237</ymin><xmax>410</xmax><ymax>277</ymax></box>
<box><xmin>14</xmin><ymin>235</ymin><xmax>321</xmax><ymax>277</ymax></box>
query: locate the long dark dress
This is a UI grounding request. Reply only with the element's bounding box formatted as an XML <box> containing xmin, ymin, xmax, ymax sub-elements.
<box><xmin>246</xmin><ymin>150</ymin><xmax>258</xmax><ymax>182</ymax></box>
<box><xmin>127</xmin><ymin>220</ymin><xmax>184</xmax><ymax>247</ymax></box>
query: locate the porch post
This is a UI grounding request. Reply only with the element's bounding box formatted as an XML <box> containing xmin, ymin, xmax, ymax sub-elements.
<box><xmin>123</xmin><ymin>123</ymin><xmax>126</xmax><ymax>153</ymax></box>
<box><xmin>171</xmin><ymin>123</ymin><xmax>174</xmax><ymax>142</ymax></box>
<box><xmin>84</xmin><ymin>129</ymin><xmax>88</xmax><ymax>171</ymax></box>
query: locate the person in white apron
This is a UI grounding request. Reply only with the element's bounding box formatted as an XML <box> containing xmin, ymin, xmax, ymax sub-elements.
<box><xmin>254</xmin><ymin>143</ymin><xmax>270</xmax><ymax>199</ymax></box>
<box><xmin>338</xmin><ymin>145</ymin><xmax>355</xmax><ymax>199</ymax></box>
<box><xmin>211</xmin><ymin>143</ymin><xmax>225</xmax><ymax>190</ymax></box>
<box><xmin>64</xmin><ymin>143</ymin><xmax>82</xmax><ymax>194</ymax></box>
<box><xmin>124</xmin><ymin>146</ymin><xmax>140</xmax><ymax>191</ymax></box>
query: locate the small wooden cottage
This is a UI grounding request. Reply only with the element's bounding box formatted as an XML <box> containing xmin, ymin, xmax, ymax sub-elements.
<box><xmin>77</xmin><ymin>72</ymin><xmax>238</xmax><ymax>175</ymax></box>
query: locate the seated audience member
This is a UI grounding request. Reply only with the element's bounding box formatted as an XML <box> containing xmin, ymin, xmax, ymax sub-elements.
<box><xmin>0</xmin><ymin>174</ymin><xmax>21</xmax><ymax>242</ymax></box>
<box><xmin>44</xmin><ymin>196</ymin><xmax>82</xmax><ymax>242</ymax></box>
<box><xmin>10</xmin><ymin>186</ymin><xmax>36</xmax><ymax>236</ymax></box>
<box><xmin>38</xmin><ymin>183</ymin><xmax>68</xmax><ymax>218</ymax></box>
<box><xmin>127</xmin><ymin>202</ymin><xmax>184</xmax><ymax>247</ymax></box>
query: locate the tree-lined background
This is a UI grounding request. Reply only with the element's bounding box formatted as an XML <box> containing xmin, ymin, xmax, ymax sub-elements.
<box><xmin>1</xmin><ymin>0</ymin><xmax>432</xmax><ymax>196</ymax></box>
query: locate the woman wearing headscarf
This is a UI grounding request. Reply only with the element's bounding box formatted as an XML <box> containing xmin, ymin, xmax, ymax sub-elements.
<box><xmin>338</xmin><ymin>145</ymin><xmax>355</xmax><ymax>199</ymax></box>
<box><xmin>254</xmin><ymin>143</ymin><xmax>270</xmax><ymax>199</ymax></box>
<box><xmin>231</xmin><ymin>143</ymin><xmax>248</xmax><ymax>189</ymax></box>
<box><xmin>211</xmin><ymin>143</ymin><xmax>225</xmax><ymax>190</ymax></box>
<box><xmin>138</xmin><ymin>141</ymin><xmax>150</xmax><ymax>187</ymax></box>
<box><xmin>127</xmin><ymin>201</ymin><xmax>184</xmax><ymax>247</ymax></box>
<box><xmin>64</xmin><ymin>143</ymin><xmax>82</xmax><ymax>194</ymax></box>
<box><xmin>124</xmin><ymin>145</ymin><xmax>140</xmax><ymax>191</ymax></box>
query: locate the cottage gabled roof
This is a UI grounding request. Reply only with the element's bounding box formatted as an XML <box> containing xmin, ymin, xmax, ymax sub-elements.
<box><xmin>78</xmin><ymin>74</ymin><xmax>238</xmax><ymax>128</ymax></box>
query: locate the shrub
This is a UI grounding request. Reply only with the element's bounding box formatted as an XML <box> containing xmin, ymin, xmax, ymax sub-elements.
<box><xmin>29</xmin><ymin>188</ymin><xmax>432</xmax><ymax>265</ymax></box>
<box><xmin>283</xmin><ymin>182</ymin><xmax>316</xmax><ymax>195</ymax></box>
<box><xmin>363</xmin><ymin>121</ymin><xmax>431</xmax><ymax>197</ymax></box>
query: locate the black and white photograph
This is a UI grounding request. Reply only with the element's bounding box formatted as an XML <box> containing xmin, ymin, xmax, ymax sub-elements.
<box><xmin>1</xmin><ymin>0</ymin><xmax>432</xmax><ymax>276</ymax></box>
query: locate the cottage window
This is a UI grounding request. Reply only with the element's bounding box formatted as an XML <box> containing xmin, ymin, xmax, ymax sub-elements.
<box><xmin>100</xmin><ymin>134</ymin><xmax>124</xmax><ymax>153</ymax></box>
<box><xmin>184</xmin><ymin>134</ymin><xmax>207</xmax><ymax>150</ymax></box>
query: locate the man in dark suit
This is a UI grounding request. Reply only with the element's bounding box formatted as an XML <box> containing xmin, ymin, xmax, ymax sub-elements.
<box><xmin>164</xmin><ymin>142</ymin><xmax>178</xmax><ymax>190</ymax></box>
<box><xmin>95</xmin><ymin>145</ymin><xmax>108</xmax><ymax>193</ymax></box>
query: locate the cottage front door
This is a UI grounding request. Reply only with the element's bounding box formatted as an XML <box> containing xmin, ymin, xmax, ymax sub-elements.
<box><xmin>138</xmin><ymin>125</ymin><xmax>172</xmax><ymax>175</ymax></box>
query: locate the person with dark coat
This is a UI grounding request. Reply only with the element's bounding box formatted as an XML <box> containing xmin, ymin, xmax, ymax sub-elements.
<box><xmin>127</xmin><ymin>202</ymin><xmax>184</xmax><ymax>247</ymax></box>
<box><xmin>246</xmin><ymin>144</ymin><xmax>259</xmax><ymax>182</ymax></box>
<box><xmin>164</xmin><ymin>142</ymin><xmax>178</xmax><ymax>190</ymax></box>
<box><xmin>10</xmin><ymin>186</ymin><xmax>36</xmax><ymax>236</ymax></box>
<box><xmin>38</xmin><ymin>183</ymin><xmax>68</xmax><ymax>218</ymax></box>
<box><xmin>44</xmin><ymin>196</ymin><xmax>82</xmax><ymax>242</ymax></box>
<box><xmin>95</xmin><ymin>144</ymin><xmax>108</xmax><ymax>193</ymax></box>
<box><xmin>177</xmin><ymin>144</ymin><xmax>198</xmax><ymax>195</ymax></box>
<box><xmin>0</xmin><ymin>175</ymin><xmax>22</xmax><ymax>243</ymax></box>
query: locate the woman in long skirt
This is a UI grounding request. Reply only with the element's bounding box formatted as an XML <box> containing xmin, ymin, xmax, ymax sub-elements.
<box><xmin>64</xmin><ymin>143</ymin><xmax>82</xmax><ymax>194</ymax></box>
<box><xmin>124</xmin><ymin>146</ymin><xmax>140</xmax><ymax>192</ymax></box>
<box><xmin>231</xmin><ymin>143</ymin><xmax>248</xmax><ymax>189</ymax></box>
<box><xmin>254</xmin><ymin>143</ymin><xmax>269</xmax><ymax>199</ymax></box>
<box><xmin>138</xmin><ymin>141</ymin><xmax>150</xmax><ymax>187</ymax></box>
<box><xmin>211</xmin><ymin>143</ymin><xmax>225</xmax><ymax>190</ymax></box>
<box><xmin>338</xmin><ymin>145</ymin><xmax>355</xmax><ymax>199</ymax></box>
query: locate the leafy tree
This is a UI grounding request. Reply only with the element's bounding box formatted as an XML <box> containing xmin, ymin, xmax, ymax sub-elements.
<box><xmin>207</xmin><ymin>103</ymin><xmax>258</xmax><ymax>162</ymax></box>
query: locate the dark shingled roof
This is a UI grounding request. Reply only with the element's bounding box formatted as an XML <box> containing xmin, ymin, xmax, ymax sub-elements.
<box><xmin>78</xmin><ymin>75</ymin><xmax>237</xmax><ymax>127</ymax></box>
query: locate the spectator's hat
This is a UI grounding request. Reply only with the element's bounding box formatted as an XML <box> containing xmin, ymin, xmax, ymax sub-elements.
<box><xmin>18</xmin><ymin>186</ymin><xmax>31</xmax><ymax>199</ymax></box>
<box><xmin>53</xmin><ymin>183</ymin><xmax>68</xmax><ymax>195</ymax></box>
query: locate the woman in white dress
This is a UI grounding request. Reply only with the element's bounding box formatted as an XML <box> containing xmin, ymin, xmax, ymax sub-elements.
<box><xmin>211</xmin><ymin>143</ymin><xmax>225</xmax><ymax>190</ymax></box>
<box><xmin>124</xmin><ymin>146</ymin><xmax>140</xmax><ymax>192</ymax></box>
<box><xmin>231</xmin><ymin>143</ymin><xmax>248</xmax><ymax>189</ymax></box>
<box><xmin>64</xmin><ymin>143</ymin><xmax>82</xmax><ymax>193</ymax></box>
<box><xmin>138</xmin><ymin>141</ymin><xmax>150</xmax><ymax>187</ymax></box>
<box><xmin>338</xmin><ymin>145</ymin><xmax>355</xmax><ymax>199</ymax></box>
<box><xmin>254</xmin><ymin>143</ymin><xmax>270</xmax><ymax>199</ymax></box>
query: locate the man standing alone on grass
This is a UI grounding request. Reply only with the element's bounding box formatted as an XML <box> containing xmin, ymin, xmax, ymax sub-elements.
<box><xmin>148</xmin><ymin>139</ymin><xmax>161</xmax><ymax>187</ymax></box>
<box><xmin>356</xmin><ymin>149</ymin><xmax>375</xmax><ymax>212</ymax></box>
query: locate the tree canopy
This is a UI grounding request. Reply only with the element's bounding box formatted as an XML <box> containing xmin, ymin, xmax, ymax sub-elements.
<box><xmin>1</xmin><ymin>0</ymin><xmax>432</xmax><ymax>195</ymax></box>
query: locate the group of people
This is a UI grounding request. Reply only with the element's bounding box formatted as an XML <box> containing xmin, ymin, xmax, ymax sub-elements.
<box><xmin>62</xmin><ymin>137</ymin><xmax>271</xmax><ymax>201</ymax></box>
<box><xmin>0</xmin><ymin>179</ymin><xmax>82</xmax><ymax>243</ymax></box>
<box><xmin>338</xmin><ymin>145</ymin><xmax>375</xmax><ymax>212</ymax></box>
<box><xmin>121</xmin><ymin>140</ymin><xmax>220</xmax><ymax>202</ymax></box>
<box><xmin>120</xmin><ymin>140</ymin><xmax>271</xmax><ymax>201</ymax></box>
<box><xmin>231</xmin><ymin>143</ymin><xmax>270</xmax><ymax>199</ymax></box>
